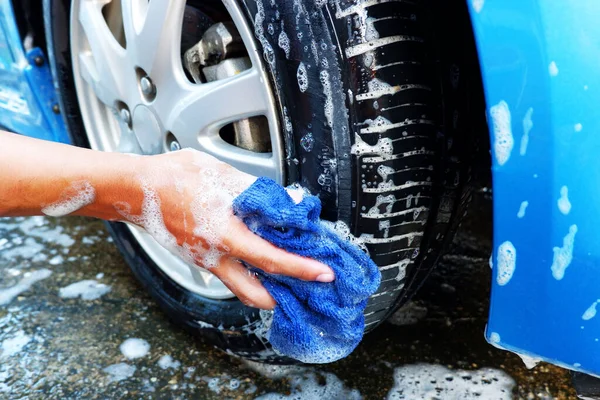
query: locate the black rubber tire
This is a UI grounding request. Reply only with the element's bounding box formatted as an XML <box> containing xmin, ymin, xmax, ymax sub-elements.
<box><xmin>43</xmin><ymin>0</ymin><xmax>469</xmax><ymax>363</ymax></box>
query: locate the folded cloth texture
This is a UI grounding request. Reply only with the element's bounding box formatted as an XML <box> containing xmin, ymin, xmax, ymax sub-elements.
<box><xmin>232</xmin><ymin>177</ymin><xmax>381</xmax><ymax>363</ymax></box>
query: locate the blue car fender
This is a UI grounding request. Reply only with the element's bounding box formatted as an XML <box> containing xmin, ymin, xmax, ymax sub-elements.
<box><xmin>469</xmin><ymin>0</ymin><xmax>600</xmax><ymax>376</ymax></box>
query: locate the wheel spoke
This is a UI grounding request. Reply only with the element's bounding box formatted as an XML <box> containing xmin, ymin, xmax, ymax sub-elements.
<box><xmin>78</xmin><ymin>0</ymin><xmax>127</xmax><ymax>107</ymax></box>
<box><xmin>188</xmin><ymin>266</ymin><xmax>217</xmax><ymax>288</ymax></box>
<box><xmin>120</xmin><ymin>0</ymin><xmax>140</xmax><ymax>46</ymax></box>
<box><xmin>166</xmin><ymin>69</ymin><xmax>270</xmax><ymax>139</ymax></box>
<box><xmin>130</xmin><ymin>0</ymin><xmax>186</xmax><ymax>77</ymax></box>
<box><xmin>199</xmin><ymin>137</ymin><xmax>278</xmax><ymax>179</ymax></box>
<box><xmin>162</xmin><ymin>68</ymin><xmax>275</xmax><ymax>178</ymax></box>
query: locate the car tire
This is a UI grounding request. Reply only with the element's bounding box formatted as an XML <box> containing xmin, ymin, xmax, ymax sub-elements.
<box><xmin>43</xmin><ymin>0</ymin><xmax>469</xmax><ymax>363</ymax></box>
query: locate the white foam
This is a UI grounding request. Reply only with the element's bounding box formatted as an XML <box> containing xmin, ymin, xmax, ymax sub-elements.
<box><xmin>351</xmin><ymin>134</ymin><xmax>394</xmax><ymax>158</ymax></box>
<box><xmin>49</xmin><ymin>255</ymin><xmax>64</xmax><ymax>265</ymax></box>
<box><xmin>297</xmin><ymin>62</ymin><xmax>308</xmax><ymax>92</ymax></box>
<box><xmin>254</xmin><ymin>0</ymin><xmax>275</xmax><ymax>67</ymax></box>
<box><xmin>157</xmin><ymin>354</ymin><xmax>181</xmax><ymax>370</ymax></box>
<box><xmin>202</xmin><ymin>376</ymin><xmax>222</xmax><ymax>394</ymax></box>
<box><xmin>558</xmin><ymin>186</ymin><xmax>571</xmax><ymax>215</ymax></box>
<box><xmin>517</xmin><ymin>354</ymin><xmax>541</xmax><ymax>370</ymax></box>
<box><xmin>0</xmin><ymin>218</ymin><xmax>75</xmax><ymax>257</ymax></box>
<box><xmin>549</xmin><ymin>61</ymin><xmax>559</xmax><ymax>77</ymax></box>
<box><xmin>551</xmin><ymin>224</ymin><xmax>578</xmax><ymax>280</ymax></box>
<box><xmin>345</xmin><ymin>35</ymin><xmax>422</xmax><ymax>58</ymax></box>
<box><xmin>472</xmin><ymin>0</ymin><xmax>484</xmax><ymax>13</ymax></box>
<box><xmin>256</xmin><ymin>371</ymin><xmax>362</xmax><ymax>400</ymax></box>
<box><xmin>363</xmin><ymin>115</ymin><xmax>393</xmax><ymax>129</ymax></box>
<box><xmin>517</xmin><ymin>201</ymin><xmax>528</xmax><ymax>218</ymax></box>
<box><xmin>196</xmin><ymin>320</ymin><xmax>215</xmax><ymax>329</ymax></box>
<box><xmin>115</xmin><ymin>151</ymin><xmax>256</xmax><ymax>272</ymax></box>
<box><xmin>320</xmin><ymin>70</ymin><xmax>334</xmax><ymax>127</ymax></box>
<box><xmin>119</xmin><ymin>338</ymin><xmax>150</xmax><ymax>360</ymax></box>
<box><xmin>368</xmin><ymin>77</ymin><xmax>392</xmax><ymax>92</ymax></box>
<box><xmin>278</xmin><ymin>30</ymin><xmax>290</xmax><ymax>59</ymax></box>
<box><xmin>320</xmin><ymin>220</ymin><xmax>368</xmax><ymax>254</ymax></box>
<box><xmin>286</xmin><ymin>184</ymin><xmax>309</xmax><ymax>204</ymax></box>
<box><xmin>377</xmin><ymin>165</ymin><xmax>395</xmax><ymax>183</ymax></box>
<box><xmin>520</xmin><ymin>107</ymin><xmax>533</xmax><ymax>156</ymax></box>
<box><xmin>496</xmin><ymin>241</ymin><xmax>516</xmax><ymax>286</ymax></box>
<box><xmin>582</xmin><ymin>300</ymin><xmax>599</xmax><ymax>320</ymax></box>
<box><xmin>489</xmin><ymin>332</ymin><xmax>501</xmax><ymax>344</ymax></box>
<box><xmin>386</xmin><ymin>364</ymin><xmax>515</xmax><ymax>400</ymax></box>
<box><xmin>283</xmin><ymin>106</ymin><xmax>293</xmax><ymax>133</ymax></box>
<box><xmin>188</xmin><ymin>171</ymin><xmax>240</xmax><ymax>269</ymax></box>
<box><xmin>367</xmin><ymin>194</ymin><xmax>396</xmax><ymax>216</ymax></box>
<box><xmin>364</xmin><ymin>17</ymin><xmax>379</xmax><ymax>41</ymax></box>
<box><xmin>244</xmin><ymin>359</ymin><xmax>306</xmax><ymax>379</ymax></box>
<box><xmin>115</xmin><ymin>181</ymin><xmax>194</xmax><ymax>265</ymax></box>
<box><xmin>59</xmin><ymin>279</ymin><xmax>111</xmax><ymax>300</ymax></box>
<box><xmin>0</xmin><ymin>238</ymin><xmax>44</xmax><ymax>261</ymax></box>
<box><xmin>574</xmin><ymin>123</ymin><xmax>583</xmax><ymax>132</ymax></box>
<box><xmin>103</xmin><ymin>363</ymin><xmax>136</xmax><ymax>383</ymax></box>
<box><xmin>1</xmin><ymin>330</ymin><xmax>31</xmax><ymax>357</ymax></box>
<box><xmin>490</xmin><ymin>100</ymin><xmax>514</xmax><ymax>166</ymax></box>
<box><xmin>388</xmin><ymin>301</ymin><xmax>428</xmax><ymax>326</ymax></box>
<box><xmin>41</xmin><ymin>181</ymin><xmax>95</xmax><ymax>217</ymax></box>
<box><xmin>0</xmin><ymin>269</ymin><xmax>52</xmax><ymax>305</ymax></box>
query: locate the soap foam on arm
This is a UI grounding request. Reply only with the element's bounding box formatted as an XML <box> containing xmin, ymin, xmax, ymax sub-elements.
<box><xmin>41</xmin><ymin>181</ymin><xmax>96</xmax><ymax>217</ymax></box>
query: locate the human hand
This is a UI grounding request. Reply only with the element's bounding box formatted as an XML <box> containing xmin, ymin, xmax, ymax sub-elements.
<box><xmin>117</xmin><ymin>149</ymin><xmax>334</xmax><ymax>309</ymax></box>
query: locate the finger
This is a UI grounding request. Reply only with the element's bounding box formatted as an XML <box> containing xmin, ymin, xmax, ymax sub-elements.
<box><xmin>211</xmin><ymin>257</ymin><xmax>276</xmax><ymax>310</ymax></box>
<box><xmin>224</xmin><ymin>217</ymin><xmax>335</xmax><ymax>282</ymax></box>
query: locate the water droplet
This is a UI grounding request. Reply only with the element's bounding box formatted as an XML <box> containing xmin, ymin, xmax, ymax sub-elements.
<box><xmin>300</xmin><ymin>133</ymin><xmax>314</xmax><ymax>152</ymax></box>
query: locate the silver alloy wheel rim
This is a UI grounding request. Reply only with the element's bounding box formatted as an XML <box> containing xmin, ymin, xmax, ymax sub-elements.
<box><xmin>69</xmin><ymin>0</ymin><xmax>284</xmax><ymax>299</ymax></box>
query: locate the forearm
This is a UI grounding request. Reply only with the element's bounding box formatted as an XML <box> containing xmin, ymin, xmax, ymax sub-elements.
<box><xmin>0</xmin><ymin>131</ymin><xmax>335</xmax><ymax>308</ymax></box>
<box><xmin>0</xmin><ymin>130</ymin><xmax>139</xmax><ymax>219</ymax></box>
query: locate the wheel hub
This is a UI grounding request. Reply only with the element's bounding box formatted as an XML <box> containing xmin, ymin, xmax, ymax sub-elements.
<box><xmin>132</xmin><ymin>105</ymin><xmax>162</xmax><ymax>155</ymax></box>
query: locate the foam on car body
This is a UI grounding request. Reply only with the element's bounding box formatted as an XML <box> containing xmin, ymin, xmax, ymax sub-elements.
<box><xmin>490</xmin><ymin>100</ymin><xmax>513</xmax><ymax>166</ymax></box>
<box><xmin>496</xmin><ymin>241</ymin><xmax>516</xmax><ymax>286</ymax></box>
<box><xmin>551</xmin><ymin>224</ymin><xmax>578</xmax><ymax>280</ymax></box>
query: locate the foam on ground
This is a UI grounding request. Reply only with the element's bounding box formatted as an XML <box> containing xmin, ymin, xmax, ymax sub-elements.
<box><xmin>103</xmin><ymin>363</ymin><xmax>136</xmax><ymax>383</ymax></box>
<box><xmin>255</xmin><ymin>371</ymin><xmax>362</xmax><ymax>400</ymax></box>
<box><xmin>0</xmin><ymin>269</ymin><xmax>52</xmax><ymax>305</ymax></box>
<box><xmin>58</xmin><ymin>279</ymin><xmax>111</xmax><ymax>300</ymax></box>
<box><xmin>386</xmin><ymin>364</ymin><xmax>515</xmax><ymax>399</ymax></box>
<box><xmin>157</xmin><ymin>354</ymin><xmax>181</xmax><ymax>370</ymax></box>
<box><xmin>1</xmin><ymin>330</ymin><xmax>31</xmax><ymax>357</ymax></box>
<box><xmin>119</xmin><ymin>338</ymin><xmax>150</xmax><ymax>360</ymax></box>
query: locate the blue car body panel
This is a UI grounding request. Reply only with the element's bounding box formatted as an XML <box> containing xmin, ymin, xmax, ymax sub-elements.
<box><xmin>469</xmin><ymin>0</ymin><xmax>600</xmax><ymax>376</ymax></box>
<box><xmin>0</xmin><ymin>0</ymin><xmax>69</xmax><ymax>143</ymax></box>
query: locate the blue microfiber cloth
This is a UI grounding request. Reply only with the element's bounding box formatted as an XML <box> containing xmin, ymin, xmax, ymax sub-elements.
<box><xmin>232</xmin><ymin>177</ymin><xmax>381</xmax><ymax>363</ymax></box>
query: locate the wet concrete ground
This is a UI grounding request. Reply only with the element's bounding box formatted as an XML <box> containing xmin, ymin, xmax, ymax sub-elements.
<box><xmin>0</xmin><ymin>192</ymin><xmax>578</xmax><ymax>399</ymax></box>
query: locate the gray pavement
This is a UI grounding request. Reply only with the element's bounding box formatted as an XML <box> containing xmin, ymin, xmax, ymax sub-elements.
<box><xmin>0</xmin><ymin>192</ymin><xmax>577</xmax><ymax>399</ymax></box>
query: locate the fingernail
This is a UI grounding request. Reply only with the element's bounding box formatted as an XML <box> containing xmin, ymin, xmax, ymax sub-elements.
<box><xmin>316</xmin><ymin>273</ymin><xmax>335</xmax><ymax>283</ymax></box>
